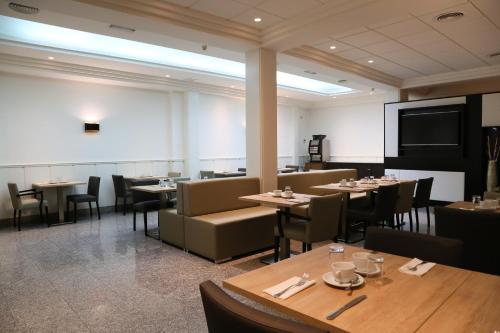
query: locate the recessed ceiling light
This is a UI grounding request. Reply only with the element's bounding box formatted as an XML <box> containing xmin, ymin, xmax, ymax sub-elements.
<box><xmin>368</xmin><ymin>59</ymin><xmax>374</xmax><ymax>63</ymax></box>
<box><xmin>331</xmin><ymin>96</ymin><xmax>337</xmax><ymax>99</ymax></box>
<box><xmin>304</xmin><ymin>70</ymin><xmax>317</xmax><ymax>75</ymax></box>
<box><xmin>165</xmin><ymin>74</ymin><xmax>170</xmax><ymax>78</ymax></box>
<box><xmin>435</xmin><ymin>12</ymin><xmax>464</xmax><ymax>22</ymax></box>
<box><xmin>329</xmin><ymin>45</ymin><xmax>336</xmax><ymax>50</ymax></box>
<box><xmin>47</xmin><ymin>56</ymin><xmax>55</xmax><ymax>60</ymax></box>
<box><xmin>230</xmin><ymin>85</ymin><xmax>235</xmax><ymax>88</ymax></box>
<box><xmin>254</xmin><ymin>17</ymin><xmax>262</xmax><ymax>23</ymax></box>
<box><xmin>369</xmin><ymin>88</ymin><xmax>375</xmax><ymax>95</ymax></box>
<box><xmin>338</xmin><ymin>79</ymin><xmax>347</xmax><ymax>83</ymax></box>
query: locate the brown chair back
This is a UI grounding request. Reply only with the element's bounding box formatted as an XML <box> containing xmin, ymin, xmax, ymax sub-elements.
<box><xmin>308</xmin><ymin>193</ymin><xmax>342</xmax><ymax>243</ymax></box>
<box><xmin>7</xmin><ymin>183</ymin><xmax>21</xmax><ymax>209</ymax></box>
<box><xmin>395</xmin><ymin>180</ymin><xmax>416</xmax><ymax>214</ymax></box>
<box><xmin>364</xmin><ymin>227</ymin><xmax>463</xmax><ymax>267</ymax></box>
<box><xmin>199</xmin><ymin>281</ymin><xmax>327</xmax><ymax>333</ymax></box>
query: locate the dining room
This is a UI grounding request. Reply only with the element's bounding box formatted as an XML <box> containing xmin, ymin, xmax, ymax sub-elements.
<box><xmin>1</xmin><ymin>0</ymin><xmax>500</xmax><ymax>332</ymax></box>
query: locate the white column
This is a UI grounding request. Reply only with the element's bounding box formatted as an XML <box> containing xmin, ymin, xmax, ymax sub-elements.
<box><xmin>182</xmin><ymin>91</ymin><xmax>200</xmax><ymax>179</ymax></box>
<box><xmin>245</xmin><ymin>48</ymin><xmax>278</xmax><ymax>192</ymax></box>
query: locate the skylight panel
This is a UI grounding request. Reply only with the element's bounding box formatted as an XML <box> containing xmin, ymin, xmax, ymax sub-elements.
<box><xmin>0</xmin><ymin>15</ymin><xmax>352</xmax><ymax>95</ymax></box>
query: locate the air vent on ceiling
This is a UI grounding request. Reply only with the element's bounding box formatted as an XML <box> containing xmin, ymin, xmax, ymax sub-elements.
<box><xmin>489</xmin><ymin>52</ymin><xmax>500</xmax><ymax>58</ymax></box>
<box><xmin>435</xmin><ymin>12</ymin><xmax>464</xmax><ymax>22</ymax></box>
<box><xmin>8</xmin><ymin>2</ymin><xmax>39</xmax><ymax>14</ymax></box>
<box><xmin>304</xmin><ymin>70</ymin><xmax>317</xmax><ymax>75</ymax></box>
<box><xmin>109</xmin><ymin>24</ymin><xmax>136</xmax><ymax>33</ymax></box>
<box><xmin>338</xmin><ymin>79</ymin><xmax>347</xmax><ymax>83</ymax></box>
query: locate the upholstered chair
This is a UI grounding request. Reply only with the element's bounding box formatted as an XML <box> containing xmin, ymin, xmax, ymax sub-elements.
<box><xmin>66</xmin><ymin>176</ymin><xmax>101</xmax><ymax>223</ymax></box>
<box><xmin>112</xmin><ymin>175</ymin><xmax>132</xmax><ymax>215</ymax></box>
<box><xmin>395</xmin><ymin>180</ymin><xmax>417</xmax><ymax>231</ymax></box>
<box><xmin>8</xmin><ymin>183</ymin><xmax>49</xmax><ymax>231</ymax></box>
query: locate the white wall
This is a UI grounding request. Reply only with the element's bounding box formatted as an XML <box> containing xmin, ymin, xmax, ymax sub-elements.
<box><xmin>483</xmin><ymin>93</ymin><xmax>500</xmax><ymax>126</ymax></box>
<box><xmin>307</xmin><ymin>98</ymin><xmax>385</xmax><ymax>163</ymax></box>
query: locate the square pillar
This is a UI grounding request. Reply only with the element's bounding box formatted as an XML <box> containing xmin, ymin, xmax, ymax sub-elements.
<box><xmin>245</xmin><ymin>48</ymin><xmax>278</xmax><ymax>192</ymax></box>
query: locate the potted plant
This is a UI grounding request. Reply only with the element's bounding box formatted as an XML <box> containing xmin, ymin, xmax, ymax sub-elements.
<box><xmin>486</xmin><ymin>130</ymin><xmax>499</xmax><ymax>192</ymax></box>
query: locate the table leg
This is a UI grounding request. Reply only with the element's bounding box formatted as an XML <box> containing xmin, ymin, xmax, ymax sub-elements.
<box><xmin>57</xmin><ymin>187</ymin><xmax>65</xmax><ymax>223</ymax></box>
<box><xmin>279</xmin><ymin>207</ymin><xmax>291</xmax><ymax>260</ymax></box>
<box><xmin>337</xmin><ymin>192</ymin><xmax>350</xmax><ymax>243</ymax></box>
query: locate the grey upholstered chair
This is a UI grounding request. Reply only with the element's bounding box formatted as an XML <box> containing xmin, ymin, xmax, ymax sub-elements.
<box><xmin>112</xmin><ymin>175</ymin><xmax>132</xmax><ymax>215</ymax></box>
<box><xmin>8</xmin><ymin>183</ymin><xmax>49</xmax><ymax>231</ymax></box>
<box><xmin>168</xmin><ymin>171</ymin><xmax>181</xmax><ymax>177</ymax></box>
<box><xmin>200</xmin><ymin>170</ymin><xmax>215</xmax><ymax>179</ymax></box>
<box><xmin>199</xmin><ymin>280</ymin><xmax>327</xmax><ymax>333</ymax></box>
<box><xmin>395</xmin><ymin>180</ymin><xmax>417</xmax><ymax>231</ymax></box>
<box><xmin>130</xmin><ymin>179</ymin><xmax>162</xmax><ymax>235</ymax></box>
<box><xmin>67</xmin><ymin>176</ymin><xmax>101</xmax><ymax>223</ymax></box>
<box><xmin>364</xmin><ymin>227</ymin><xmax>463</xmax><ymax>267</ymax></box>
<box><xmin>273</xmin><ymin>193</ymin><xmax>342</xmax><ymax>261</ymax></box>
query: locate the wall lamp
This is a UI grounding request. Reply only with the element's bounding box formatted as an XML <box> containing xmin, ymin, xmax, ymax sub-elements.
<box><xmin>84</xmin><ymin>123</ymin><xmax>100</xmax><ymax>133</ymax></box>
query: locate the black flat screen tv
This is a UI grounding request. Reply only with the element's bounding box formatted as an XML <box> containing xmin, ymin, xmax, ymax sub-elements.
<box><xmin>399</xmin><ymin>105</ymin><xmax>463</xmax><ymax>148</ymax></box>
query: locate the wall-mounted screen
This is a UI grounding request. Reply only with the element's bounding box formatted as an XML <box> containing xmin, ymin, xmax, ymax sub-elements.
<box><xmin>399</xmin><ymin>106</ymin><xmax>463</xmax><ymax>147</ymax></box>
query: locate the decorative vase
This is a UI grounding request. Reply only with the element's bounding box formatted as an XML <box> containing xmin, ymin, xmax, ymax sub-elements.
<box><xmin>486</xmin><ymin>160</ymin><xmax>498</xmax><ymax>192</ymax></box>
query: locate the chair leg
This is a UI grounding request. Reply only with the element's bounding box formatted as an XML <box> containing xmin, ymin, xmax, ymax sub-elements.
<box><xmin>133</xmin><ymin>211</ymin><xmax>136</xmax><ymax>231</ymax></box>
<box><xmin>414</xmin><ymin>207</ymin><xmax>420</xmax><ymax>232</ymax></box>
<box><xmin>66</xmin><ymin>199</ymin><xmax>69</xmax><ymax>216</ymax></box>
<box><xmin>89</xmin><ymin>202</ymin><xmax>93</xmax><ymax>217</ymax></box>
<box><xmin>45</xmin><ymin>206</ymin><xmax>50</xmax><ymax>227</ymax></box>
<box><xmin>144</xmin><ymin>211</ymin><xmax>148</xmax><ymax>236</ymax></box>
<box><xmin>73</xmin><ymin>201</ymin><xmax>77</xmax><ymax>223</ymax></box>
<box><xmin>123</xmin><ymin>197</ymin><xmax>127</xmax><ymax>216</ymax></box>
<box><xmin>302</xmin><ymin>242</ymin><xmax>307</xmax><ymax>253</ymax></box>
<box><xmin>307</xmin><ymin>243</ymin><xmax>312</xmax><ymax>251</ymax></box>
<box><xmin>274</xmin><ymin>236</ymin><xmax>280</xmax><ymax>262</ymax></box>
<box><xmin>395</xmin><ymin>214</ymin><xmax>400</xmax><ymax>230</ymax></box>
<box><xmin>409</xmin><ymin>211</ymin><xmax>413</xmax><ymax>232</ymax></box>
<box><xmin>12</xmin><ymin>209</ymin><xmax>17</xmax><ymax>226</ymax></box>
<box><xmin>114</xmin><ymin>197</ymin><xmax>118</xmax><ymax>212</ymax></box>
<box><xmin>426</xmin><ymin>206</ymin><xmax>431</xmax><ymax>234</ymax></box>
<box><xmin>96</xmin><ymin>202</ymin><xmax>101</xmax><ymax>220</ymax></box>
<box><xmin>18</xmin><ymin>210</ymin><xmax>22</xmax><ymax>231</ymax></box>
<box><xmin>39</xmin><ymin>205</ymin><xmax>44</xmax><ymax>223</ymax></box>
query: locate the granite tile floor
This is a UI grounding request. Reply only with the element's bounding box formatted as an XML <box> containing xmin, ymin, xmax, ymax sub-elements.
<box><xmin>0</xmin><ymin>208</ymin><xmax>435</xmax><ymax>332</ymax></box>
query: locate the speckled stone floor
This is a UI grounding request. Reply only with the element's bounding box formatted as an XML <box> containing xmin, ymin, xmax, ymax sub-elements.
<box><xmin>0</xmin><ymin>208</ymin><xmax>434</xmax><ymax>332</ymax></box>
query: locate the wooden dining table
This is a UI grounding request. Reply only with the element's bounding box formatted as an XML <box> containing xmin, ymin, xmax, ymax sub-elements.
<box><xmin>224</xmin><ymin>243</ymin><xmax>500</xmax><ymax>333</ymax></box>
<box><xmin>446</xmin><ymin>201</ymin><xmax>500</xmax><ymax>212</ymax></box>
<box><xmin>33</xmin><ymin>180</ymin><xmax>86</xmax><ymax>224</ymax></box>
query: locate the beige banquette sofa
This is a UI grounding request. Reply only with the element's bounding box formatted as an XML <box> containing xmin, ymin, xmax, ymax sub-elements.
<box><xmin>159</xmin><ymin>169</ymin><xmax>357</xmax><ymax>262</ymax></box>
<box><xmin>159</xmin><ymin>177</ymin><xmax>276</xmax><ymax>262</ymax></box>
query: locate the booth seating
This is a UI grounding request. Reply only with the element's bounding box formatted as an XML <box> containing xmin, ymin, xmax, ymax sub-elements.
<box><xmin>159</xmin><ymin>177</ymin><xmax>276</xmax><ymax>262</ymax></box>
<box><xmin>277</xmin><ymin>169</ymin><xmax>360</xmax><ymax>217</ymax></box>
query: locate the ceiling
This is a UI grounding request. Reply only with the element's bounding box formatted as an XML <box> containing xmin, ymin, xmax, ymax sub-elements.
<box><xmin>0</xmin><ymin>0</ymin><xmax>499</xmax><ymax>104</ymax></box>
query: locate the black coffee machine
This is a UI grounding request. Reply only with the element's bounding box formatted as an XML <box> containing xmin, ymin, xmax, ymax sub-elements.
<box><xmin>308</xmin><ymin>135</ymin><xmax>329</xmax><ymax>162</ymax></box>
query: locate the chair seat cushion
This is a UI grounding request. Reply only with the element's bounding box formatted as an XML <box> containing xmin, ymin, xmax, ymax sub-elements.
<box><xmin>133</xmin><ymin>200</ymin><xmax>160</xmax><ymax>212</ymax></box>
<box><xmin>67</xmin><ymin>194</ymin><xmax>97</xmax><ymax>202</ymax></box>
<box><xmin>274</xmin><ymin>219</ymin><xmax>308</xmax><ymax>242</ymax></box>
<box><xmin>20</xmin><ymin>198</ymin><xmax>48</xmax><ymax>209</ymax></box>
<box><xmin>193</xmin><ymin>206</ymin><xmax>276</xmax><ymax>225</ymax></box>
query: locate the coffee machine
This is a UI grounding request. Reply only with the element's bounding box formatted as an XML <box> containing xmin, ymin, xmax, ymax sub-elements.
<box><xmin>308</xmin><ymin>135</ymin><xmax>330</xmax><ymax>162</ymax></box>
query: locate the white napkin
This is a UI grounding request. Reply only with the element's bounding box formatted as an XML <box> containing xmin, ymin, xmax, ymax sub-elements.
<box><xmin>399</xmin><ymin>258</ymin><xmax>436</xmax><ymax>276</ymax></box>
<box><xmin>288</xmin><ymin>198</ymin><xmax>310</xmax><ymax>203</ymax></box>
<box><xmin>263</xmin><ymin>276</ymin><xmax>316</xmax><ymax>300</ymax></box>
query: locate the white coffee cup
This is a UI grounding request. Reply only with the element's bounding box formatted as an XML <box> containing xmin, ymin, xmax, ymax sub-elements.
<box><xmin>273</xmin><ymin>189</ymin><xmax>282</xmax><ymax>197</ymax></box>
<box><xmin>340</xmin><ymin>179</ymin><xmax>347</xmax><ymax>186</ymax></box>
<box><xmin>352</xmin><ymin>252</ymin><xmax>376</xmax><ymax>273</ymax></box>
<box><xmin>282</xmin><ymin>191</ymin><xmax>293</xmax><ymax>198</ymax></box>
<box><xmin>331</xmin><ymin>261</ymin><xmax>356</xmax><ymax>283</ymax></box>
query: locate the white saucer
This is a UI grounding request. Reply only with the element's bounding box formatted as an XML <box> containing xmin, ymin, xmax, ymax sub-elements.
<box><xmin>355</xmin><ymin>266</ymin><xmax>381</xmax><ymax>276</ymax></box>
<box><xmin>281</xmin><ymin>194</ymin><xmax>294</xmax><ymax>199</ymax></box>
<box><xmin>322</xmin><ymin>272</ymin><xmax>364</xmax><ymax>288</ymax></box>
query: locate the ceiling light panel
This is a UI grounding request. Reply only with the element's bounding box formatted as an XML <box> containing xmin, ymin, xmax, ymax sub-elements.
<box><xmin>0</xmin><ymin>15</ymin><xmax>352</xmax><ymax>96</ymax></box>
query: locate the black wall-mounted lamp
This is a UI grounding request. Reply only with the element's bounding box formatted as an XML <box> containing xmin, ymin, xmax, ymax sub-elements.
<box><xmin>84</xmin><ymin>123</ymin><xmax>100</xmax><ymax>132</ymax></box>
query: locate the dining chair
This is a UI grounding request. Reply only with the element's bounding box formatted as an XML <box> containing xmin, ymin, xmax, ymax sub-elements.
<box><xmin>237</xmin><ymin>168</ymin><xmax>246</xmax><ymax>172</ymax></box>
<box><xmin>112</xmin><ymin>175</ymin><xmax>132</xmax><ymax>215</ymax></box>
<box><xmin>168</xmin><ymin>171</ymin><xmax>181</xmax><ymax>177</ymax></box>
<box><xmin>413</xmin><ymin>177</ymin><xmax>434</xmax><ymax>233</ymax></box>
<box><xmin>273</xmin><ymin>193</ymin><xmax>342</xmax><ymax>261</ymax></box>
<box><xmin>346</xmin><ymin>183</ymin><xmax>399</xmax><ymax>242</ymax></box>
<box><xmin>435</xmin><ymin>206</ymin><xmax>500</xmax><ymax>275</ymax></box>
<box><xmin>395</xmin><ymin>180</ymin><xmax>417</xmax><ymax>231</ymax></box>
<box><xmin>8</xmin><ymin>183</ymin><xmax>49</xmax><ymax>231</ymax></box>
<box><xmin>67</xmin><ymin>176</ymin><xmax>101</xmax><ymax>223</ymax></box>
<box><xmin>130</xmin><ymin>179</ymin><xmax>161</xmax><ymax>235</ymax></box>
<box><xmin>199</xmin><ymin>280</ymin><xmax>327</xmax><ymax>333</ymax></box>
<box><xmin>364</xmin><ymin>227</ymin><xmax>463</xmax><ymax>267</ymax></box>
<box><xmin>200</xmin><ymin>170</ymin><xmax>215</xmax><ymax>179</ymax></box>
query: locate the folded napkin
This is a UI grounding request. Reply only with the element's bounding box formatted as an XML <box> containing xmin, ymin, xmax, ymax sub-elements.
<box><xmin>288</xmin><ymin>198</ymin><xmax>310</xmax><ymax>203</ymax></box>
<box><xmin>263</xmin><ymin>276</ymin><xmax>316</xmax><ymax>300</ymax></box>
<box><xmin>399</xmin><ymin>258</ymin><xmax>436</xmax><ymax>276</ymax></box>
